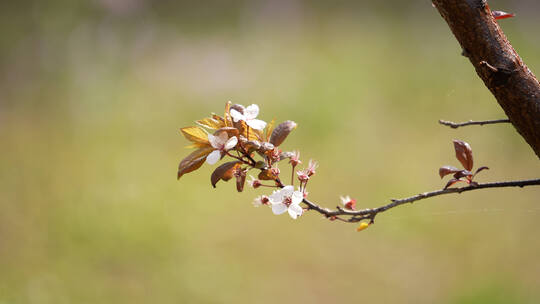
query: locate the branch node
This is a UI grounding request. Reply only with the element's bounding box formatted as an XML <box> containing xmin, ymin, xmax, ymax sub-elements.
<box><xmin>479</xmin><ymin>60</ymin><xmax>499</xmax><ymax>73</ymax></box>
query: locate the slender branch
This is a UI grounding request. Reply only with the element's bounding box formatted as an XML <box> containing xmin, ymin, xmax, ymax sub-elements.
<box><xmin>301</xmin><ymin>178</ymin><xmax>540</xmax><ymax>223</ymax></box>
<box><xmin>439</xmin><ymin>119</ymin><xmax>510</xmax><ymax>128</ymax></box>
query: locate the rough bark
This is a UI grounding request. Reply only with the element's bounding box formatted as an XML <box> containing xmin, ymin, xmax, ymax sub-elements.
<box><xmin>432</xmin><ymin>0</ymin><xmax>540</xmax><ymax>158</ymax></box>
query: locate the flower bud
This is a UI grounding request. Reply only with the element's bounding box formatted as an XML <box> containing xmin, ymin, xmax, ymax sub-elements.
<box><xmin>289</xmin><ymin>150</ymin><xmax>301</xmax><ymax>167</ymax></box>
<box><xmin>297</xmin><ymin>170</ymin><xmax>309</xmax><ymax>182</ymax></box>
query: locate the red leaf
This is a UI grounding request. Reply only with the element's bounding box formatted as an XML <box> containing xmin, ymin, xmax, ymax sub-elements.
<box><xmin>453</xmin><ymin>140</ymin><xmax>474</xmax><ymax>171</ymax></box>
<box><xmin>453</xmin><ymin>170</ymin><xmax>473</xmax><ymax>180</ymax></box>
<box><xmin>444</xmin><ymin>178</ymin><xmax>468</xmax><ymax>189</ymax></box>
<box><xmin>439</xmin><ymin>166</ymin><xmax>461</xmax><ymax>178</ymax></box>
<box><xmin>474</xmin><ymin>166</ymin><xmax>489</xmax><ymax>177</ymax></box>
<box><xmin>236</xmin><ymin>171</ymin><xmax>247</xmax><ymax>192</ymax></box>
<box><xmin>177</xmin><ymin>146</ymin><xmax>214</xmax><ymax>180</ymax></box>
<box><xmin>210</xmin><ymin>161</ymin><xmax>241</xmax><ymax>188</ymax></box>
<box><xmin>492</xmin><ymin>10</ymin><xmax>515</xmax><ymax>20</ymax></box>
<box><xmin>269</xmin><ymin>120</ymin><xmax>297</xmax><ymax>147</ymax></box>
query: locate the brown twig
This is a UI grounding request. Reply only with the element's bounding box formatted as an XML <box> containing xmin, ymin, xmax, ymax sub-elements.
<box><xmin>300</xmin><ymin>178</ymin><xmax>540</xmax><ymax>223</ymax></box>
<box><xmin>438</xmin><ymin>119</ymin><xmax>510</xmax><ymax>128</ymax></box>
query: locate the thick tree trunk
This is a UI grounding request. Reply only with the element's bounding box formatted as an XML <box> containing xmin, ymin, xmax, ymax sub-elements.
<box><xmin>433</xmin><ymin>0</ymin><xmax>540</xmax><ymax>158</ymax></box>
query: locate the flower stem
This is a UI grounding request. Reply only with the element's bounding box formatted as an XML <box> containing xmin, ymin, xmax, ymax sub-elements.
<box><xmin>291</xmin><ymin>164</ymin><xmax>296</xmax><ymax>186</ymax></box>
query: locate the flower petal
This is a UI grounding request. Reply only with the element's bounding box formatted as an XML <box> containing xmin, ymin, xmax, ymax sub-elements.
<box><xmin>271</xmin><ymin>203</ymin><xmax>288</xmax><ymax>215</ymax></box>
<box><xmin>206</xmin><ymin>150</ymin><xmax>221</xmax><ymax>165</ymax></box>
<box><xmin>230</xmin><ymin>109</ymin><xmax>244</xmax><ymax>122</ymax></box>
<box><xmin>244</xmin><ymin>104</ymin><xmax>259</xmax><ymax>120</ymax></box>
<box><xmin>269</xmin><ymin>189</ymin><xmax>285</xmax><ymax>203</ymax></box>
<box><xmin>291</xmin><ymin>191</ymin><xmax>303</xmax><ymax>205</ymax></box>
<box><xmin>281</xmin><ymin>185</ymin><xmax>294</xmax><ymax>197</ymax></box>
<box><xmin>208</xmin><ymin>134</ymin><xmax>219</xmax><ymax>149</ymax></box>
<box><xmin>288</xmin><ymin>204</ymin><xmax>303</xmax><ymax>219</ymax></box>
<box><xmin>246</xmin><ymin>119</ymin><xmax>267</xmax><ymax>130</ymax></box>
<box><xmin>224</xmin><ymin>136</ymin><xmax>238</xmax><ymax>150</ymax></box>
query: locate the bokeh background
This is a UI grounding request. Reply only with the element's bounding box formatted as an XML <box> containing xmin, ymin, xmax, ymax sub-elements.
<box><xmin>1</xmin><ymin>0</ymin><xmax>540</xmax><ymax>303</ymax></box>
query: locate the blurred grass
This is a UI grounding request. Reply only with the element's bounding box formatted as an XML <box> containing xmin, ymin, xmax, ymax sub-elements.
<box><xmin>1</xmin><ymin>1</ymin><xmax>540</xmax><ymax>303</ymax></box>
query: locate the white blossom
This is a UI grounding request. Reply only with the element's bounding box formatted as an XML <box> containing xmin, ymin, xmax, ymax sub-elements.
<box><xmin>230</xmin><ymin>104</ymin><xmax>267</xmax><ymax>130</ymax></box>
<box><xmin>269</xmin><ymin>185</ymin><xmax>303</xmax><ymax>219</ymax></box>
<box><xmin>206</xmin><ymin>132</ymin><xmax>238</xmax><ymax>165</ymax></box>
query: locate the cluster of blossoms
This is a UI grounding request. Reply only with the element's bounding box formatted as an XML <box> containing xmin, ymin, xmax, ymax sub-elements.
<box><xmin>177</xmin><ymin>102</ymin><xmax>359</xmax><ymax>222</ymax></box>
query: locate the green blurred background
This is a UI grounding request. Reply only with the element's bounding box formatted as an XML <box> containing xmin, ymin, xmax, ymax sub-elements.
<box><xmin>1</xmin><ymin>0</ymin><xmax>539</xmax><ymax>303</ymax></box>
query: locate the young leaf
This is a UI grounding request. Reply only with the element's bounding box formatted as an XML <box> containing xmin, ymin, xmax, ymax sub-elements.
<box><xmin>269</xmin><ymin>120</ymin><xmax>297</xmax><ymax>147</ymax></box>
<box><xmin>439</xmin><ymin>166</ymin><xmax>461</xmax><ymax>178</ymax></box>
<box><xmin>224</xmin><ymin>101</ymin><xmax>233</xmax><ymax>127</ymax></box>
<box><xmin>453</xmin><ymin>140</ymin><xmax>474</xmax><ymax>171</ymax></box>
<box><xmin>180</xmin><ymin>126</ymin><xmax>209</xmax><ymax>145</ymax></box>
<box><xmin>236</xmin><ymin>171</ymin><xmax>247</xmax><ymax>192</ymax></box>
<box><xmin>473</xmin><ymin>166</ymin><xmax>489</xmax><ymax>177</ymax></box>
<box><xmin>250</xmin><ymin>128</ymin><xmax>264</xmax><ymax>141</ymax></box>
<box><xmin>265</xmin><ymin>118</ymin><xmax>276</xmax><ymax>141</ymax></box>
<box><xmin>197</xmin><ymin>117</ymin><xmax>224</xmax><ymax>130</ymax></box>
<box><xmin>177</xmin><ymin>146</ymin><xmax>214</xmax><ymax>179</ymax></box>
<box><xmin>453</xmin><ymin>170</ymin><xmax>473</xmax><ymax>180</ymax></box>
<box><xmin>212</xmin><ymin>114</ymin><xmax>226</xmax><ymax>125</ymax></box>
<box><xmin>210</xmin><ymin>161</ymin><xmax>241</xmax><ymax>188</ymax></box>
<box><xmin>492</xmin><ymin>10</ymin><xmax>515</xmax><ymax>20</ymax></box>
<box><xmin>443</xmin><ymin>178</ymin><xmax>468</xmax><ymax>190</ymax></box>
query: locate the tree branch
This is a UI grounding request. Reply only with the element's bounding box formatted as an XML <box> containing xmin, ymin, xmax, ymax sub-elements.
<box><xmin>439</xmin><ymin>118</ymin><xmax>510</xmax><ymax>128</ymax></box>
<box><xmin>432</xmin><ymin>0</ymin><xmax>540</xmax><ymax>158</ymax></box>
<box><xmin>301</xmin><ymin>178</ymin><xmax>540</xmax><ymax>223</ymax></box>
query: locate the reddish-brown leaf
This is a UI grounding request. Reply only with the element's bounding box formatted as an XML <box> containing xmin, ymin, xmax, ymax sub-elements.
<box><xmin>473</xmin><ymin>166</ymin><xmax>489</xmax><ymax>177</ymax></box>
<box><xmin>444</xmin><ymin>178</ymin><xmax>468</xmax><ymax>189</ymax></box>
<box><xmin>236</xmin><ymin>171</ymin><xmax>247</xmax><ymax>192</ymax></box>
<box><xmin>210</xmin><ymin>161</ymin><xmax>241</xmax><ymax>188</ymax></box>
<box><xmin>439</xmin><ymin>166</ymin><xmax>461</xmax><ymax>178</ymax></box>
<box><xmin>453</xmin><ymin>170</ymin><xmax>473</xmax><ymax>180</ymax></box>
<box><xmin>453</xmin><ymin>140</ymin><xmax>474</xmax><ymax>171</ymax></box>
<box><xmin>177</xmin><ymin>146</ymin><xmax>214</xmax><ymax>180</ymax></box>
<box><xmin>269</xmin><ymin>120</ymin><xmax>297</xmax><ymax>147</ymax></box>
